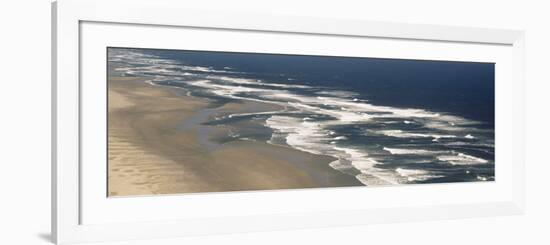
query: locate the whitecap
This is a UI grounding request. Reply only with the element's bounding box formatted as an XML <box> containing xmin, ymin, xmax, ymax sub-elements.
<box><xmin>383</xmin><ymin>147</ymin><xmax>438</xmax><ymax>155</ymax></box>
<box><xmin>395</xmin><ymin>168</ymin><xmax>443</xmax><ymax>182</ymax></box>
<box><xmin>437</xmin><ymin>152</ymin><xmax>489</xmax><ymax>165</ymax></box>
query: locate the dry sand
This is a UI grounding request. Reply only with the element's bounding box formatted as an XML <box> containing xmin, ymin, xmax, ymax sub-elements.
<box><xmin>108</xmin><ymin>76</ymin><xmax>361</xmax><ymax>196</ymax></box>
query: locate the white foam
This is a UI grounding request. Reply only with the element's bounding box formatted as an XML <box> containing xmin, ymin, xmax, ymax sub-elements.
<box><xmin>225</xmin><ymin>110</ymin><xmax>287</xmax><ymax>119</ymax></box>
<box><xmin>437</xmin><ymin>152</ymin><xmax>489</xmax><ymax>165</ymax></box>
<box><xmin>395</xmin><ymin>168</ymin><xmax>443</xmax><ymax>182</ymax></box>
<box><xmin>316</xmin><ymin>90</ymin><xmax>359</xmax><ymax>98</ymax></box>
<box><xmin>181</xmin><ymin>65</ymin><xmax>218</xmax><ymax>73</ymax></box>
<box><xmin>396</xmin><ymin>168</ymin><xmax>425</xmax><ymax>176</ymax></box>
<box><xmin>380</xmin><ymin>130</ymin><xmax>430</xmax><ymax>138</ymax></box>
<box><xmin>477</xmin><ymin>176</ymin><xmax>489</xmax><ymax>181</ymax></box>
<box><xmin>379</xmin><ymin>130</ymin><xmax>456</xmax><ymax>142</ymax></box>
<box><xmin>266</xmin><ymin>115</ymin><xmax>401</xmax><ymax>185</ymax></box>
<box><xmin>312</xmin><ymin>96</ymin><xmax>440</xmax><ymax>119</ymax></box>
<box><xmin>431</xmin><ymin>134</ymin><xmax>457</xmax><ymax>142</ymax></box>
<box><xmin>383</xmin><ymin>147</ymin><xmax>437</xmax><ymax>155</ymax></box>
<box><xmin>208</xmin><ymin>75</ymin><xmax>310</xmax><ymax>89</ymax></box>
<box><xmin>334</xmin><ymin>146</ymin><xmax>399</xmax><ymax>185</ymax></box>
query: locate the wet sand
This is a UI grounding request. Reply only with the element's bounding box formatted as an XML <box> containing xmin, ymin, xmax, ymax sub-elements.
<box><xmin>108</xmin><ymin>76</ymin><xmax>362</xmax><ymax>196</ymax></box>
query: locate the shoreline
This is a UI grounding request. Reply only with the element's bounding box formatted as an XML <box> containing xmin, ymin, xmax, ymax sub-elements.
<box><xmin>108</xmin><ymin>76</ymin><xmax>362</xmax><ymax>196</ymax></box>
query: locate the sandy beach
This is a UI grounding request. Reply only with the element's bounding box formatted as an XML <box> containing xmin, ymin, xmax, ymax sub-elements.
<box><xmin>108</xmin><ymin>76</ymin><xmax>362</xmax><ymax>196</ymax></box>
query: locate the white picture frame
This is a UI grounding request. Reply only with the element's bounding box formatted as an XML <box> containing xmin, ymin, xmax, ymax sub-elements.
<box><xmin>52</xmin><ymin>0</ymin><xmax>525</xmax><ymax>244</ymax></box>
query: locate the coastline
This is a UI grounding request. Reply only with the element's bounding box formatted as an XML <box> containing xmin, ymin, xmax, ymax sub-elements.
<box><xmin>108</xmin><ymin>76</ymin><xmax>362</xmax><ymax>196</ymax></box>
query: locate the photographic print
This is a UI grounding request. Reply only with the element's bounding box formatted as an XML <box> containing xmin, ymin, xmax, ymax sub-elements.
<box><xmin>107</xmin><ymin>47</ymin><xmax>495</xmax><ymax>196</ymax></box>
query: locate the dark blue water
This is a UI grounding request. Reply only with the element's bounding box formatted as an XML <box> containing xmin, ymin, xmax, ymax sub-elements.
<box><xmin>140</xmin><ymin>48</ymin><xmax>494</xmax><ymax>125</ymax></box>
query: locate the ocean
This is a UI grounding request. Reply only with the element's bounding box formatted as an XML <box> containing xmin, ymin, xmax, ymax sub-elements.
<box><xmin>108</xmin><ymin>47</ymin><xmax>495</xmax><ymax>186</ymax></box>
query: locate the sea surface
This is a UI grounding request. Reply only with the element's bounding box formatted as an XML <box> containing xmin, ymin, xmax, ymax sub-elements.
<box><xmin>108</xmin><ymin>47</ymin><xmax>495</xmax><ymax>185</ymax></box>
